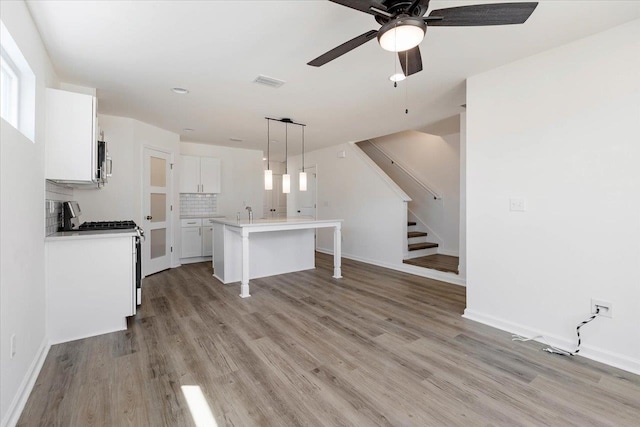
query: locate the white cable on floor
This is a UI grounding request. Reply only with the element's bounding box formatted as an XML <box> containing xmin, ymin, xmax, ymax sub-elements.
<box><xmin>511</xmin><ymin>307</ymin><xmax>601</xmax><ymax>357</ymax></box>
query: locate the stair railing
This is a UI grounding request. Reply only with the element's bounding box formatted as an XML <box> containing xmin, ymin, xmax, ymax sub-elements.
<box><xmin>365</xmin><ymin>140</ymin><xmax>442</xmax><ymax>200</ymax></box>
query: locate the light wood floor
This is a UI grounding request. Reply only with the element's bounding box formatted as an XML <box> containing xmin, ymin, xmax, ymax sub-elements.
<box><xmin>19</xmin><ymin>253</ymin><xmax>640</xmax><ymax>426</ymax></box>
<box><xmin>403</xmin><ymin>254</ymin><xmax>460</xmax><ymax>274</ymax></box>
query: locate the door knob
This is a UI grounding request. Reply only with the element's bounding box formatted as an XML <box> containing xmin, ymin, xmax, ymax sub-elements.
<box><xmin>146</xmin><ymin>215</ymin><xmax>152</xmax><ymax>220</ymax></box>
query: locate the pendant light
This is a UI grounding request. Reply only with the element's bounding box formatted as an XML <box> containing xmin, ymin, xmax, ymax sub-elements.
<box><xmin>299</xmin><ymin>125</ymin><xmax>307</xmax><ymax>192</ymax></box>
<box><xmin>282</xmin><ymin>122</ymin><xmax>290</xmax><ymax>194</ymax></box>
<box><xmin>264</xmin><ymin>120</ymin><xmax>273</xmax><ymax>190</ymax></box>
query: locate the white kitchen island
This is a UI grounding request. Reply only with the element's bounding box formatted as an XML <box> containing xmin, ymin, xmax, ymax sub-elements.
<box><xmin>211</xmin><ymin>217</ymin><xmax>343</xmax><ymax>298</ymax></box>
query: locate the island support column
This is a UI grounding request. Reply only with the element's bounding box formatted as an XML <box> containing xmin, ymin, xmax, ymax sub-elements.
<box><xmin>240</xmin><ymin>228</ymin><xmax>251</xmax><ymax>298</ymax></box>
<box><xmin>333</xmin><ymin>223</ymin><xmax>342</xmax><ymax>279</ymax></box>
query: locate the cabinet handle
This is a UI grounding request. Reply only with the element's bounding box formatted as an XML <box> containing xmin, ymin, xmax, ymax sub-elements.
<box><xmin>146</xmin><ymin>215</ymin><xmax>152</xmax><ymax>220</ymax></box>
<box><xmin>201</xmin><ymin>184</ymin><xmax>205</xmax><ymax>193</ymax></box>
<box><xmin>199</xmin><ymin>228</ymin><xmax>201</xmax><ymax>236</ymax></box>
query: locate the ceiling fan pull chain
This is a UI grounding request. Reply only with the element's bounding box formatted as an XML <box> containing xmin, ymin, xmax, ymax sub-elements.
<box><xmin>405</xmin><ymin>51</ymin><xmax>409</xmax><ymax>114</ymax></box>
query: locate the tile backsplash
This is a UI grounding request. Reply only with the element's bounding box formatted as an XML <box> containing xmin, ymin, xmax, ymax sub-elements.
<box><xmin>45</xmin><ymin>180</ymin><xmax>74</xmax><ymax>235</ymax></box>
<box><xmin>180</xmin><ymin>193</ymin><xmax>217</xmax><ymax>217</ymax></box>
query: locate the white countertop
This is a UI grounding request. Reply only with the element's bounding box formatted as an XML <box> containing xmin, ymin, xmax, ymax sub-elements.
<box><xmin>46</xmin><ymin>229</ymin><xmax>138</xmax><ymax>241</ymax></box>
<box><xmin>211</xmin><ymin>217</ymin><xmax>343</xmax><ymax>228</ymax></box>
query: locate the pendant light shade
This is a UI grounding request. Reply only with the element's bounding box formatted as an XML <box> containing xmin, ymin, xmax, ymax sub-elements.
<box><xmin>264</xmin><ymin>169</ymin><xmax>273</xmax><ymax>190</ymax></box>
<box><xmin>299</xmin><ymin>172</ymin><xmax>307</xmax><ymax>192</ymax></box>
<box><xmin>282</xmin><ymin>174</ymin><xmax>291</xmax><ymax>194</ymax></box>
<box><xmin>299</xmin><ymin>125</ymin><xmax>307</xmax><ymax>192</ymax></box>
<box><xmin>264</xmin><ymin>120</ymin><xmax>272</xmax><ymax>190</ymax></box>
<box><xmin>283</xmin><ymin>122</ymin><xmax>289</xmax><ymax>194</ymax></box>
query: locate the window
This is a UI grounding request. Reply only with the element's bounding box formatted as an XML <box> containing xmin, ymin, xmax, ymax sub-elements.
<box><xmin>1</xmin><ymin>47</ymin><xmax>19</xmax><ymax>128</ymax></box>
<box><xmin>1</xmin><ymin>20</ymin><xmax>35</xmax><ymax>142</ymax></box>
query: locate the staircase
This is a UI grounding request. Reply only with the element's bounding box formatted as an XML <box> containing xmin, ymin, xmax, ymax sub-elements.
<box><xmin>406</xmin><ymin>221</ymin><xmax>439</xmax><ymax>258</ymax></box>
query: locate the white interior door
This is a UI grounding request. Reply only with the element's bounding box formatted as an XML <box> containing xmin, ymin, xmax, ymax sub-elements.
<box><xmin>143</xmin><ymin>148</ymin><xmax>172</xmax><ymax>276</ymax></box>
<box><xmin>297</xmin><ymin>166</ymin><xmax>317</xmax><ymax>218</ymax></box>
<box><xmin>265</xmin><ymin>175</ymin><xmax>286</xmax><ymax>218</ymax></box>
<box><xmin>274</xmin><ymin>175</ymin><xmax>287</xmax><ymax>217</ymax></box>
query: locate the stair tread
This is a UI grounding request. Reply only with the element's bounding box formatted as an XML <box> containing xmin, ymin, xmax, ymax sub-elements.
<box><xmin>408</xmin><ymin>231</ymin><xmax>428</xmax><ymax>238</ymax></box>
<box><xmin>407</xmin><ymin>221</ymin><xmax>417</xmax><ymax>226</ymax></box>
<box><xmin>408</xmin><ymin>242</ymin><xmax>439</xmax><ymax>251</ymax></box>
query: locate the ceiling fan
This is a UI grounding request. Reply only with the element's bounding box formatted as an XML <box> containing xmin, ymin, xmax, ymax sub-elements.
<box><xmin>308</xmin><ymin>1</ymin><xmax>538</xmax><ymax>78</ymax></box>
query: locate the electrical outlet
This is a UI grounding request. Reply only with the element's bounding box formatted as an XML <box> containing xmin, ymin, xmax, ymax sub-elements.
<box><xmin>591</xmin><ymin>299</ymin><xmax>612</xmax><ymax>318</ymax></box>
<box><xmin>10</xmin><ymin>334</ymin><xmax>16</xmax><ymax>359</ymax></box>
<box><xmin>509</xmin><ymin>197</ymin><xmax>526</xmax><ymax>212</ymax></box>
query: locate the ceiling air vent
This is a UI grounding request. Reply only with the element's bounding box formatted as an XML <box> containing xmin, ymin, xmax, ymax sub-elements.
<box><xmin>253</xmin><ymin>75</ymin><xmax>286</xmax><ymax>88</ymax></box>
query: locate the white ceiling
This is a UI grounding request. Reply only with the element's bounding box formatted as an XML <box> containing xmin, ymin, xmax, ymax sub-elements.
<box><xmin>26</xmin><ymin>0</ymin><xmax>640</xmax><ymax>158</ymax></box>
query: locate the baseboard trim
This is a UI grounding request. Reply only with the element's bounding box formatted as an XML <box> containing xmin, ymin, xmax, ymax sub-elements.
<box><xmin>316</xmin><ymin>248</ymin><xmax>466</xmax><ymax>287</ymax></box>
<box><xmin>180</xmin><ymin>256</ymin><xmax>212</xmax><ymax>265</ymax></box>
<box><xmin>437</xmin><ymin>249</ymin><xmax>460</xmax><ymax>257</ymax></box>
<box><xmin>463</xmin><ymin>309</ymin><xmax>640</xmax><ymax>376</ymax></box>
<box><xmin>2</xmin><ymin>338</ymin><xmax>51</xmax><ymax>427</ymax></box>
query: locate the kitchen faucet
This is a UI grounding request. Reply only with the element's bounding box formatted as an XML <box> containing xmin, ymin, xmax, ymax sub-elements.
<box><xmin>246</xmin><ymin>206</ymin><xmax>253</xmax><ymax>222</ymax></box>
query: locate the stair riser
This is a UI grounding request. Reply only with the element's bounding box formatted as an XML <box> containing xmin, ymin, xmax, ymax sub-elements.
<box><xmin>408</xmin><ymin>236</ymin><xmax>428</xmax><ymax>244</ymax></box>
<box><xmin>405</xmin><ymin>247</ymin><xmax>439</xmax><ymax>258</ymax></box>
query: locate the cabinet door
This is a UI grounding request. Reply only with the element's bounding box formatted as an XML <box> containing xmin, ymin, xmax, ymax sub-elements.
<box><xmin>181</xmin><ymin>227</ymin><xmax>202</xmax><ymax>258</ymax></box>
<box><xmin>179</xmin><ymin>155</ymin><xmax>201</xmax><ymax>193</ymax></box>
<box><xmin>45</xmin><ymin>89</ymin><xmax>96</xmax><ymax>182</ymax></box>
<box><xmin>200</xmin><ymin>157</ymin><xmax>221</xmax><ymax>193</ymax></box>
<box><xmin>202</xmin><ymin>226</ymin><xmax>213</xmax><ymax>257</ymax></box>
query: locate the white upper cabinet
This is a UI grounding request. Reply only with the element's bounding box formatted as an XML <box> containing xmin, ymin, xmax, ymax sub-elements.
<box><xmin>179</xmin><ymin>155</ymin><xmax>201</xmax><ymax>193</ymax></box>
<box><xmin>200</xmin><ymin>157</ymin><xmax>221</xmax><ymax>194</ymax></box>
<box><xmin>179</xmin><ymin>155</ymin><xmax>221</xmax><ymax>193</ymax></box>
<box><xmin>45</xmin><ymin>88</ymin><xmax>98</xmax><ymax>183</ymax></box>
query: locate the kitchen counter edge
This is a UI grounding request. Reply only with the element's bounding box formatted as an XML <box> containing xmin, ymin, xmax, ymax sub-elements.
<box><xmin>46</xmin><ymin>229</ymin><xmax>138</xmax><ymax>241</ymax></box>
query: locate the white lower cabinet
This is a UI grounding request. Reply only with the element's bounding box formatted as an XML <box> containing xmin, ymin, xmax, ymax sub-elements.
<box><xmin>202</xmin><ymin>225</ymin><xmax>213</xmax><ymax>257</ymax></box>
<box><xmin>180</xmin><ymin>218</ymin><xmax>216</xmax><ymax>262</ymax></box>
<box><xmin>181</xmin><ymin>227</ymin><xmax>202</xmax><ymax>258</ymax></box>
<box><xmin>46</xmin><ymin>233</ymin><xmax>136</xmax><ymax>344</ymax></box>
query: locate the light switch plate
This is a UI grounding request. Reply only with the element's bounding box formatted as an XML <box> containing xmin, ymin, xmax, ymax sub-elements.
<box><xmin>509</xmin><ymin>197</ymin><xmax>526</xmax><ymax>212</ymax></box>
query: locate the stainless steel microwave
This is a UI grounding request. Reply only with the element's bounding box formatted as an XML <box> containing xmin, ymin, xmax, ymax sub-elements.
<box><xmin>96</xmin><ymin>140</ymin><xmax>112</xmax><ymax>185</ymax></box>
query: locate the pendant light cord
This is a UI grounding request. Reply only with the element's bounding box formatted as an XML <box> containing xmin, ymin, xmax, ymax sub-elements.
<box><xmin>267</xmin><ymin>120</ymin><xmax>270</xmax><ymax>170</ymax></box>
<box><xmin>302</xmin><ymin>126</ymin><xmax>305</xmax><ymax>173</ymax></box>
<box><xmin>285</xmin><ymin>123</ymin><xmax>288</xmax><ymax>174</ymax></box>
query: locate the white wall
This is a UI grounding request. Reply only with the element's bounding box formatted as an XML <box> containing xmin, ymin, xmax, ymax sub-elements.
<box><xmin>287</xmin><ymin>142</ymin><xmax>407</xmax><ymax>268</ymax></box>
<box><xmin>0</xmin><ymin>1</ymin><xmax>59</xmax><ymax>425</ymax></box>
<box><xmin>180</xmin><ymin>142</ymin><xmax>264</xmax><ymax>218</ymax></box>
<box><xmin>286</xmin><ymin>142</ymin><xmax>465</xmax><ymax>286</ymax></box>
<box><xmin>458</xmin><ymin>113</ymin><xmax>467</xmax><ymax>279</ymax></box>
<box><xmin>360</xmin><ymin>130</ymin><xmax>461</xmax><ymax>256</ymax></box>
<box><xmin>75</xmin><ymin>115</ymin><xmax>181</xmax><ymax>268</ymax></box>
<box><xmin>465</xmin><ymin>20</ymin><xmax>640</xmax><ymax>374</ymax></box>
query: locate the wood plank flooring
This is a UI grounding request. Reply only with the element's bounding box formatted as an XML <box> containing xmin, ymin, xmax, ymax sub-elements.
<box><xmin>404</xmin><ymin>253</ymin><xmax>460</xmax><ymax>274</ymax></box>
<box><xmin>19</xmin><ymin>253</ymin><xmax>640</xmax><ymax>426</ymax></box>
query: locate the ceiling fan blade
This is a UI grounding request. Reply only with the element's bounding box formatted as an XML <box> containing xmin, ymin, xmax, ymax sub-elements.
<box><xmin>427</xmin><ymin>2</ymin><xmax>538</xmax><ymax>26</ymax></box>
<box><xmin>308</xmin><ymin>30</ymin><xmax>378</xmax><ymax>67</ymax></box>
<box><xmin>398</xmin><ymin>46</ymin><xmax>423</xmax><ymax>77</ymax></box>
<box><xmin>329</xmin><ymin>0</ymin><xmax>384</xmax><ymax>16</ymax></box>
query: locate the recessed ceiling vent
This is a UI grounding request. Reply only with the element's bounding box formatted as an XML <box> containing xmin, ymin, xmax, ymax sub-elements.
<box><xmin>253</xmin><ymin>75</ymin><xmax>286</xmax><ymax>88</ymax></box>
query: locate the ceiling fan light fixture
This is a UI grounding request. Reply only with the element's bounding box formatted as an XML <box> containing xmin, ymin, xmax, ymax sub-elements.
<box><xmin>389</xmin><ymin>73</ymin><xmax>406</xmax><ymax>82</ymax></box>
<box><xmin>378</xmin><ymin>17</ymin><xmax>426</xmax><ymax>52</ymax></box>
